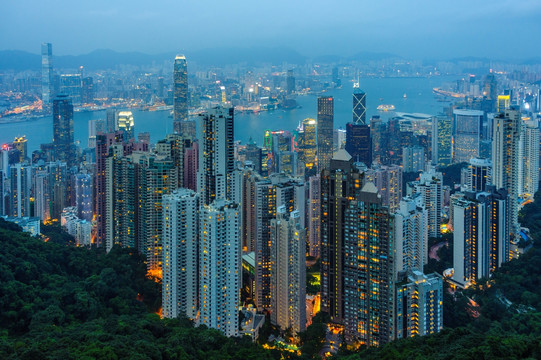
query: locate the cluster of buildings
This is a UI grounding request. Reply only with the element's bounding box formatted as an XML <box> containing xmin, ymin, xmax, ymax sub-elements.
<box><xmin>1</xmin><ymin>42</ymin><xmax>540</xmax><ymax>350</ymax></box>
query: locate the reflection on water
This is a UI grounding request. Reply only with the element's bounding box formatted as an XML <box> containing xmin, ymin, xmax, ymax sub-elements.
<box><xmin>1</xmin><ymin>76</ymin><xmax>454</xmax><ymax>153</ymax></box>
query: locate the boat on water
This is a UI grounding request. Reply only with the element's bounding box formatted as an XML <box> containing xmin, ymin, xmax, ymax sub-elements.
<box><xmin>377</xmin><ymin>104</ymin><xmax>396</xmax><ymax>112</ymax></box>
<box><xmin>403</xmin><ymin>93</ymin><xmax>407</xmax><ymax>99</ymax></box>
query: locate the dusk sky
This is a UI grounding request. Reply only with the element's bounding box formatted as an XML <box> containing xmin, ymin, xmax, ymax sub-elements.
<box><xmin>2</xmin><ymin>0</ymin><xmax>541</xmax><ymax>59</ymax></box>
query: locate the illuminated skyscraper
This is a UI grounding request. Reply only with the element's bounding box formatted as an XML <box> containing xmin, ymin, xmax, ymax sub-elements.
<box><xmin>497</xmin><ymin>95</ymin><xmax>510</xmax><ymax>113</ymax></box>
<box><xmin>452</xmin><ymin>109</ymin><xmax>484</xmax><ymax>163</ymax></box>
<box><xmin>199</xmin><ymin>200</ymin><xmax>241</xmax><ymax>337</ymax></box>
<box><xmin>522</xmin><ymin>119</ymin><xmax>539</xmax><ymax>197</ymax></box>
<box><xmin>52</xmin><ymin>95</ymin><xmax>75</xmax><ymax>167</ymax></box>
<box><xmin>394</xmin><ymin>195</ymin><xmax>428</xmax><ymax>272</ymax></box>
<box><xmin>468</xmin><ymin>157</ymin><xmax>492</xmax><ymax>192</ymax></box>
<box><xmin>41</xmin><ymin>43</ymin><xmax>53</xmax><ymax>106</ymax></box>
<box><xmin>162</xmin><ymin>189</ymin><xmax>199</xmax><ymax>320</ymax></box>
<box><xmin>308</xmin><ymin>174</ymin><xmax>321</xmax><ymax>257</ymax></box>
<box><xmin>365</xmin><ymin>164</ymin><xmax>403</xmax><ymax>213</ymax></box>
<box><xmin>270</xmin><ymin>208</ymin><xmax>306</xmax><ymax>333</ymax></box>
<box><xmin>345</xmin><ymin>122</ymin><xmax>372</xmax><ymax>167</ymax></box>
<box><xmin>317</xmin><ymin>97</ymin><xmax>334</xmax><ymax>171</ymax></box>
<box><xmin>408</xmin><ymin>168</ymin><xmax>443</xmax><ymax>239</ymax></box>
<box><xmin>352</xmin><ymin>86</ymin><xmax>366</xmax><ymax>125</ymax></box>
<box><xmin>117</xmin><ymin>111</ymin><xmax>135</xmax><ymax>140</ymax></box>
<box><xmin>492</xmin><ymin>107</ymin><xmax>522</xmax><ymax>239</ymax></box>
<box><xmin>197</xmin><ymin>106</ymin><xmax>235</xmax><ymax>206</ymax></box>
<box><xmin>173</xmin><ymin>55</ymin><xmax>188</xmax><ymax>135</ymax></box>
<box><xmin>10</xmin><ymin>163</ymin><xmax>31</xmax><ymax>218</ymax></box>
<box><xmin>297</xmin><ymin>118</ymin><xmax>317</xmax><ymax>177</ymax></box>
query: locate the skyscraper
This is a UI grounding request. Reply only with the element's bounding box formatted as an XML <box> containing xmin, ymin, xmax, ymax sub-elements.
<box><xmin>492</xmin><ymin>107</ymin><xmax>522</xmax><ymax>239</ymax></box>
<box><xmin>173</xmin><ymin>55</ymin><xmax>188</xmax><ymax>135</ymax></box>
<box><xmin>52</xmin><ymin>95</ymin><xmax>75</xmax><ymax>167</ymax></box>
<box><xmin>10</xmin><ymin>163</ymin><xmax>31</xmax><ymax>218</ymax></box>
<box><xmin>308</xmin><ymin>174</ymin><xmax>321</xmax><ymax>258</ymax></box>
<box><xmin>365</xmin><ymin>164</ymin><xmax>403</xmax><ymax>213</ymax></box>
<box><xmin>352</xmin><ymin>87</ymin><xmax>367</xmax><ymax>125</ymax></box>
<box><xmin>199</xmin><ymin>200</ymin><xmax>241</xmax><ymax>337</ymax></box>
<box><xmin>522</xmin><ymin>119</ymin><xmax>539</xmax><ymax>197</ymax></box>
<box><xmin>298</xmin><ymin>118</ymin><xmax>318</xmax><ymax>177</ymax></box>
<box><xmin>345</xmin><ymin>122</ymin><xmax>372</xmax><ymax>167</ymax></box>
<box><xmin>41</xmin><ymin>43</ymin><xmax>53</xmax><ymax>107</ymax></box>
<box><xmin>162</xmin><ymin>189</ymin><xmax>199</xmax><ymax>320</ymax></box>
<box><xmin>431</xmin><ymin>115</ymin><xmax>452</xmax><ymax>166</ymax></box>
<box><xmin>468</xmin><ymin>157</ymin><xmax>492</xmax><ymax>192</ymax></box>
<box><xmin>270</xmin><ymin>208</ymin><xmax>306</xmax><ymax>333</ymax></box>
<box><xmin>197</xmin><ymin>106</ymin><xmax>235</xmax><ymax>206</ymax></box>
<box><xmin>408</xmin><ymin>168</ymin><xmax>443</xmax><ymax>239</ymax></box>
<box><xmin>117</xmin><ymin>111</ymin><xmax>135</xmax><ymax>140</ymax></box>
<box><xmin>317</xmin><ymin>97</ymin><xmax>334</xmax><ymax>171</ymax></box>
<box><xmin>452</xmin><ymin>109</ymin><xmax>484</xmax><ymax>163</ymax></box>
<box><xmin>394</xmin><ymin>195</ymin><xmax>428</xmax><ymax>272</ymax></box>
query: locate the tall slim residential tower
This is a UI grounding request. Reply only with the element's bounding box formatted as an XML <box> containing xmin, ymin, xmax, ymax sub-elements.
<box><xmin>394</xmin><ymin>195</ymin><xmax>428</xmax><ymax>272</ymax></box>
<box><xmin>199</xmin><ymin>200</ymin><xmax>241</xmax><ymax>337</ymax></box>
<box><xmin>10</xmin><ymin>163</ymin><xmax>31</xmax><ymax>218</ymax></box>
<box><xmin>308</xmin><ymin>174</ymin><xmax>321</xmax><ymax>258</ymax></box>
<box><xmin>52</xmin><ymin>95</ymin><xmax>75</xmax><ymax>167</ymax></box>
<box><xmin>270</xmin><ymin>208</ymin><xmax>306</xmax><ymax>333</ymax></box>
<box><xmin>197</xmin><ymin>106</ymin><xmax>235</xmax><ymax>206</ymax></box>
<box><xmin>317</xmin><ymin>97</ymin><xmax>334</xmax><ymax>171</ymax></box>
<box><xmin>41</xmin><ymin>43</ymin><xmax>53</xmax><ymax>106</ymax></box>
<box><xmin>468</xmin><ymin>157</ymin><xmax>492</xmax><ymax>192</ymax></box>
<box><xmin>492</xmin><ymin>107</ymin><xmax>522</xmax><ymax>238</ymax></box>
<box><xmin>162</xmin><ymin>189</ymin><xmax>199</xmax><ymax>320</ymax></box>
<box><xmin>173</xmin><ymin>55</ymin><xmax>188</xmax><ymax>135</ymax></box>
<box><xmin>522</xmin><ymin>119</ymin><xmax>539</xmax><ymax>197</ymax></box>
<box><xmin>342</xmin><ymin>183</ymin><xmax>394</xmax><ymax>345</ymax></box>
<box><xmin>320</xmin><ymin>150</ymin><xmax>365</xmax><ymax>324</ymax></box>
<box><xmin>408</xmin><ymin>168</ymin><xmax>443</xmax><ymax>239</ymax></box>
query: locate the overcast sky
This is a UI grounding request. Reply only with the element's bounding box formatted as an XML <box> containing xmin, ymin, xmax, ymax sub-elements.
<box><xmin>1</xmin><ymin>0</ymin><xmax>540</xmax><ymax>59</ymax></box>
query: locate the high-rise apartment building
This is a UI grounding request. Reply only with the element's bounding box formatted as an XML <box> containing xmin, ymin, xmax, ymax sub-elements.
<box><xmin>197</xmin><ymin>107</ymin><xmax>235</xmax><ymax>206</ymax></box>
<box><xmin>492</xmin><ymin>107</ymin><xmax>522</xmax><ymax>238</ymax></box>
<box><xmin>408</xmin><ymin>168</ymin><xmax>443</xmax><ymax>239</ymax></box>
<box><xmin>317</xmin><ymin>97</ymin><xmax>334</xmax><ymax>171</ymax></box>
<box><xmin>270</xmin><ymin>208</ymin><xmax>306</xmax><ymax>333</ymax></box>
<box><xmin>365</xmin><ymin>164</ymin><xmax>403</xmax><ymax>213</ymax></box>
<box><xmin>199</xmin><ymin>200</ymin><xmax>241</xmax><ymax>337</ymax></box>
<box><xmin>308</xmin><ymin>174</ymin><xmax>321</xmax><ymax>258</ymax></box>
<box><xmin>522</xmin><ymin>119</ymin><xmax>539</xmax><ymax>197</ymax></box>
<box><xmin>468</xmin><ymin>157</ymin><xmax>492</xmax><ymax>192</ymax></box>
<box><xmin>394</xmin><ymin>195</ymin><xmax>428</xmax><ymax>272</ymax></box>
<box><xmin>10</xmin><ymin>163</ymin><xmax>31</xmax><ymax>218</ymax></box>
<box><xmin>162</xmin><ymin>189</ymin><xmax>199</xmax><ymax>320</ymax></box>
<box><xmin>173</xmin><ymin>55</ymin><xmax>188</xmax><ymax>135</ymax></box>
<box><xmin>431</xmin><ymin>115</ymin><xmax>452</xmax><ymax>166</ymax></box>
<box><xmin>402</xmin><ymin>146</ymin><xmax>425</xmax><ymax>172</ymax></box>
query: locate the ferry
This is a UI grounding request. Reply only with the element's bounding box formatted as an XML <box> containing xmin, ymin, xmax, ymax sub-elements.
<box><xmin>377</xmin><ymin>104</ymin><xmax>396</xmax><ymax>112</ymax></box>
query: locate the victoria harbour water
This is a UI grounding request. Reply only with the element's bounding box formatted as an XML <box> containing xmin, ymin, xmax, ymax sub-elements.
<box><xmin>2</xmin><ymin>76</ymin><xmax>456</xmax><ymax>153</ymax></box>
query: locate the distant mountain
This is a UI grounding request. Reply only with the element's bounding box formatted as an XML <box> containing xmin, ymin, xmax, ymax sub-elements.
<box><xmin>349</xmin><ymin>51</ymin><xmax>401</xmax><ymax>62</ymax></box>
<box><xmin>0</xmin><ymin>47</ymin><xmax>308</xmax><ymax>71</ymax></box>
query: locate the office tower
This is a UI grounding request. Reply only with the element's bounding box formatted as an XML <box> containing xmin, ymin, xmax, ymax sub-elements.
<box><xmin>53</xmin><ymin>95</ymin><xmax>75</xmax><ymax>167</ymax></box>
<box><xmin>199</xmin><ymin>200</ymin><xmax>241</xmax><ymax>337</ymax></box>
<box><xmin>342</xmin><ymin>183</ymin><xmax>393</xmax><ymax>345</ymax></box>
<box><xmin>352</xmin><ymin>87</ymin><xmax>367</xmax><ymax>124</ymax></box>
<box><xmin>197</xmin><ymin>107</ymin><xmax>234</xmax><ymax>206</ymax></box>
<box><xmin>10</xmin><ymin>163</ymin><xmax>31</xmax><ymax>217</ymax></box>
<box><xmin>173</xmin><ymin>55</ymin><xmax>188</xmax><ymax>135</ymax></box>
<box><xmin>431</xmin><ymin>115</ymin><xmax>452</xmax><ymax>166</ymax></box>
<box><xmin>286</xmin><ymin>69</ymin><xmax>295</xmax><ymax>94</ymax></box>
<box><xmin>106</xmin><ymin>108</ymin><xmax>117</xmax><ymax>133</ymax></box>
<box><xmin>308</xmin><ymin>174</ymin><xmax>321</xmax><ymax>258</ymax></box>
<box><xmin>395</xmin><ymin>271</ymin><xmax>443</xmax><ymax>338</ymax></box>
<box><xmin>452</xmin><ymin>187</ymin><xmax>509</xmax><ymax>287</ymax></box>
<box><xmin>402</xmin><ymin>146</ymin><xmax>425</xmax><ymax>172</ymax></box>
<box><xmin>105</xmin><ymin>145</ymin><xmax>137</xmax><ymax>252</ymax></box>
<box><xmin>522</xmin><ymin>119</ymin><xmax>539</xmax><ymax>197</ymax></box>
<box><xmin>240</xmin><ymin>169</ymin><xmax>259</xmax><ymax>253</ymax></box>
<box><xmin>409</xmin><ymin>168</ymin><xmax>443</xmax><ymax>239</ymax></box>
<box><xmin>75</xmin><ymin>173</ymin><xmax>92</xmax><ymax>222</ymax></box>
<box><xmin>162</xmin><ymin>189</ymin><xmax>199</xmax><ymax>320</ymax></box>
<box><xmin>334</xmin><ymin>128</ymin><xmax>347</xmax><ymax>151</ymax></box>
<box><xmin>345</xmin><ymin>123</ymin><xmax>372</xmax><ymax>167</ymax></box>
<box><xmin>270</xmin><ymin>131</ymin><xmax>293</xmax><ymax>174</ymax></box>
<box><xmin>320</xmin><ymin>150</ymin><xmax>365</xmax><ymax>324</ymax></box>
<box><xmin>297</xmin><ymin>118</ymin><xmax>317</xmax><ymax>178</ymax></box>
<box><xmin>394</xmin><ymin>195</ymin><xmax>428</xmax><ymax>272</ymax></box>
<box><xmin>59</xmin><ymin>74</ymin><xmax>82</xmax><ymax>104</ymax></box>
<box><xmin>82</xmin><ymin>77</ymin><xmax>94</xmax><ymax>104</ymax></box>
<box><xmin>117</xmin><ymin>111</ymin><xmax>135</xmax><ymax>140</ymax></box>
<box><xmin>497</xmin><ymin>95</ymin><xmax>510</xmax><ymax>113</ymax></box>
<box><xmin>243</xmin><ymin>140</ymin><xmax>263</xmax><ymax>175</ymax></box>
<box><xmin>12</xmin><ymin>136</ymin><xmax>27</xmax><ymax>163</ymax></box>
<box><xmin>317</xmin><ymin>97</ymin><xmax>334</xmax><ymax>171</ymax></box>
<box><xmin>365</xmin><ymin>164</ymin><xmax>403</xmax><ymax>213</ymax></box>
<box><xmin>452</xmin><ymin>109</ymin><xmax>484</xmax><ymax>163</ymax></box>
<box><xmin>254</xmin><ymin>174</ymin><xmax>305</xmax><ymax>311</ymax></box>
<box><xmin>88</xmin><ymin>119</ymin><xmax>105</xmax><ymax>148</ymax></box>
<box><xmin>468</xmin><ymin>157</ymin><xmax>492</xmax><ymax>192</ymax></box>
<box><xmin>492</xmin><ymin>107</ymin><xmax>522</xmax><ymax>238</ymax></box>
<box><xmin>270</xmin><ymin>208</ymin><xmax>306</xmax><ymax>333</ymax></box>
<box><xmin>184</xmin><ymin>141</ymin><xmax>198</xmax><ymax>192</ymax></box>
<box><xmin>41</xmin><ymin>43</ymin><xmax>53</xmax><ymax>106</ymax></box>
<box><xmin>483</xmin><ymin>72</ymin><xmax>497</xmax><ymax>113</ymax></box>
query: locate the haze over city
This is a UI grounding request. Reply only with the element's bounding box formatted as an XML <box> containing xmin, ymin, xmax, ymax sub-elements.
<box><xmin>2</xmin><ymin>0</ymin><xmax>541</xmax><ymax>59</ymax></box>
